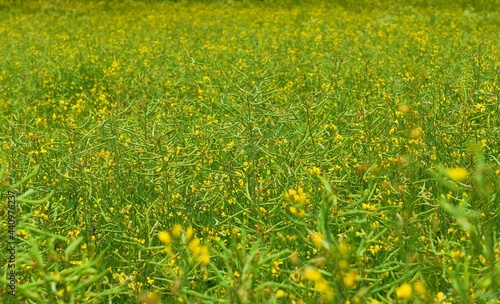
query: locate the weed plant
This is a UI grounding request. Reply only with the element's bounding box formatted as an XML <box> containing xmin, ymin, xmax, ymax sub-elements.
<box><xmin>0</xmin><ymin>0</ymin><xmax>499</xmax><ymax>303</ymax></box>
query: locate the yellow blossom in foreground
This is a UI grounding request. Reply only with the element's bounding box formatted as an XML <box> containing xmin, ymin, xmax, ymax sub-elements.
<box><xmin>396</xmin><ymin>283</ymin><xmax>413</xmax><ymax>300</ymax></box>
<box><xmin>343</xmin><ymin>270</ymin><xmax>358</xmax><ymax>288</ymax></box>
<box><xmin>158</xmin><ymin>231</ymin><xmax>171</xmax><ymax>245</ymax></box>
<box><xmin>303</xmin><ymin>267</ymin><xmax>322</xmax><ymax>282</ymax></box>
<box><xmin>414</xmin><ymin>281</ymin><xmax>427</xmax><ymax>297</ymax></box>
<box><xmin>451</xmin><ymin>250</ymin><xmax>463</xmax><ymax>259</ymax></box>
<box><xmin>186</xmin><ymin>227</ymin><xmax>194</xmax><ymax>241</ymax></box>
<box><xmin>314</xmin><ymin>280</ymin><xmax>330</xmax><ymax>294</ymax></box>
<box><xmin>188</xmin><ymin>238</ymin><xmax>201</xmax><ymax>254</ymax></box>
<box><xmin>312</xmin><ymin>231</ymin><xmax>326</xmax><ymax>249</ymax></box>
<box><xmin>289</xmin><ymin>206</ymin><xmax>304</xmax><ymax>217</ymax></box>
<box><xmin>303</xmin><ymin>267</ymin><xmax>334</xmax><ymax>300</ymax></box>
<box><xmin>316</xmin><ymin>281</ymin><xmax>334</xmax><ymax>300</ymax></box>
<box><xmin>399</xmin><ymin>104</ymin><xmax>411</xmax><ymax>114</ymax></box>
<box><xmin>197</xmin><ymin>245</ymin><xmax>210</xmax><ymax>264</ymax></box>
<box><xmin>275</xmin><ymin>289</ymin><xmax>286</xmax><ymax>298</ymax></box>
<box><xmin>446</xmin><ymin>167</ymin><xmax>468</xmax><ymax>181</ymax></box>
<box><xmin>436</xmin><ymin>292</ymin><xmax>446</xmax><ymax>302</ymax></box>
<box><xmin>284</xmin><ymin>189</ymin><xmax>296</xmax><ymax>201</ymax></box>
<box><xmin>172</xmin><ymin>224</ymin><xmax>183</xmax><ymax>237</ymax></box>
<box><xmin>410</xmin><ymin>127</ymin><xmax>423</xmax><ymax>139</ymax></box>
<box><xmin>338</xmin><ymin>241</ymin><xmax>350</xmax><ymax>256</ymax></box>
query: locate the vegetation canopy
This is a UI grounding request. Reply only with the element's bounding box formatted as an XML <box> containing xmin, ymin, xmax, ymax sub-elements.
<box><xmin>0</xmin><ymin>0</ymin><xmax>498</xmax><ymax>303</ymax></box>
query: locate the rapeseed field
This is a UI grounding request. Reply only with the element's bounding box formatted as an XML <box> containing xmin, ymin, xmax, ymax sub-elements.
<box><xmin>1</xmin><ymin>0</ymin><xmax>499</xmax><ymax>303</ymax></box>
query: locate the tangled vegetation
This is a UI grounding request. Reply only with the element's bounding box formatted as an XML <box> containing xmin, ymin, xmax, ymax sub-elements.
<box><xmin>1</xmin><ymin>0</ymin><xmax>499</xmax><ymax>303</ymax></box>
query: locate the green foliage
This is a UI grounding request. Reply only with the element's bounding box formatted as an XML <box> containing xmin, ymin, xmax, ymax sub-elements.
<box><xmin>0</xmin><ymin>0</ymin><xmax>499</xmax><ymax>303</ymax></box>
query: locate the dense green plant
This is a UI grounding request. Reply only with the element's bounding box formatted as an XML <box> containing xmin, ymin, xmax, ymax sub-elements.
<box><xmin>1</xmin><ymin>0</ymin><xmax>498</xmax><ymax>303</ymax></box>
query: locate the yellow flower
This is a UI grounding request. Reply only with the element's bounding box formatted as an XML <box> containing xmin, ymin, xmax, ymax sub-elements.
<box><xmin>197</xmin><ymin>245</ymin><xmax>210</xmax><ymax>264</ymax></box>
<box><xmin>314</xmin><ymin>279</ymin><xmax>329</xmax><ymax>293</ymax></box>
<box><xmin>275</xmin><ymin>289</ymin><xmax>286</xmax><ymax>298</ymax></box>
<box><xmin>158</xmin><ymin>231</ymin><xmax>171</xmax><ymax>245</ymax></box>
<box><xmin>446</xmin><ymin>167</ymin><xmax>468</xmax><ymax>181</ymax></box>
<box><xmin>450</xmin><ymin>250</ymin><xmax>463</xmax><ymax>259</ymax></box>
<box><xmin>309</xmin><ymin>166</ymin><xmax>321</xmax><ymax>175</ymax></box>
<box><xmin>399</xmin><ymin>104</ymin><xmax>411</xmax><ymax>114</ymax></box>
<box><xmin>272</xmin><ymin>260</ymin><xmax>283</xmax><ymax>274</ymax></box>
<box><xmin>303</xmin><ymin>267</ymin><xmax>322</xmax><ymax>282</ymax></box>
<box><xmin>343</xmin><ymin>270</ymin><xmax>358</xmax><ymax>288</ymax></box>
<box><xmin>188</xmin><ymin>238</ymin><xmax>201</xmax><ymax>254</ymax></box>
<box><xmin>436</xmin><ymin>291</ymin><xmax>446</xmax><ymax>302</ymax></box>
<box><xmin>396</xmin><ymin>283</ymin><xmax>413</xmax><ymax>300</ymax></box>
<box><xmin>164</xmin><ymin>246</ymin><xmax>173</xmax><ymax>255</ymax></box>
<box><xmin>285</xmin><ymin>189</ymin><xmax>297</xmax><ymax>201</ymax></box>
<box><xmin>312</xmin><ymin>231</ymin><xmax>326</xmax><ymax>249</ymax></box>
<box><xmin>314</xmin><ymin>280</ymin><xmax>334</xmax><ymax>300</ymax></box>
<box><xmin>172</xmin><ymin>224</ymin><xmax>183</xmax><ymax>237</ymax></box>
<box><xmin>410</xmin><ymin>127</ymin><xmax>423</xmax><ymax>139</ymax></box>
<box><xmin>338</xmin><ymin>241</ymin><xmax>350</xmax><ymax>256</ymax></box>
<box><xmin>414</xmin><ymin>281</ymin><xmax>427</xmax><ymax>297</ymax></box>
<box><xmin>186</xmin><ymin>227</ymin><xmax>194</xmax><ymax>241</ymax></box>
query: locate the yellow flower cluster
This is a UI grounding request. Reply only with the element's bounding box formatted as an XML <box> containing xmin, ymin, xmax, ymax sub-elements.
<box><xmin>303</xmin><ymin>267</ymin><xmax>334</xmax><ymax>300</ymax></box>
<box><xmin>446</xmin><ymin>167</ymin><xmax>468</xmax><ymax>182</ymax></box>
<box><xmin>188</xmin><ymin>237</ymin><xmax>210</xmax><ymax>265</ymax></box>
<box><xmin>396</xmin><ymin>283</ymin><xmax>412</xmax><ymax>300</ymax></box>
<box><xmin>158</xmin><ymin>225</ymin><xmax>210</xmax><ymax>265</ymax></box>
<box><xmin>1</xmin><ymin>0</ymin><xmax>498</xmax><ymax>302</ymax></box>
<box><xmin>285</xmin><ymin>188</ymin><xmax>307</xmax><ymax>217</ymax></box>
